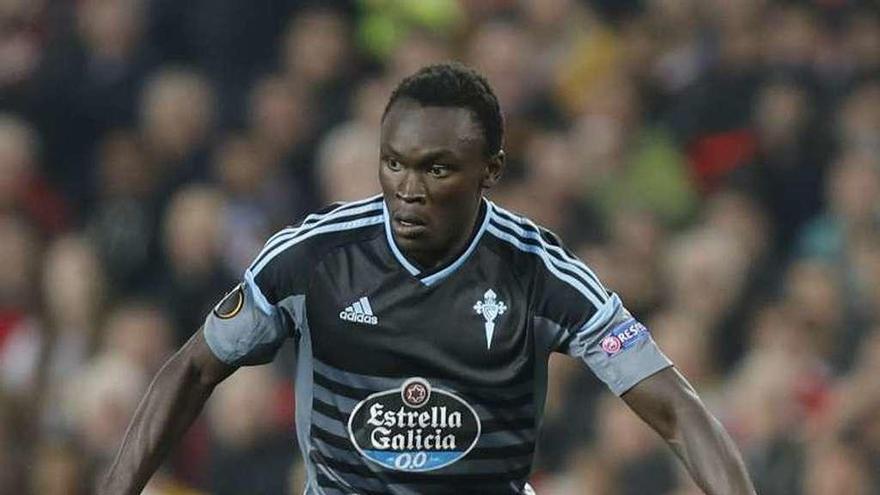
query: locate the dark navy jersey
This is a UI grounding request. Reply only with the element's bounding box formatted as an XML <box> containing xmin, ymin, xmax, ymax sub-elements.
<box><xmin>204</xmin><ymin>195</ymin><xmax>672</xmax><ymax>494</ymax></box>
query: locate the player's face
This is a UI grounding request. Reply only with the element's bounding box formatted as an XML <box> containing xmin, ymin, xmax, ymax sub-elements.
<box><xmin>380</xmin><ymin>98</ymin><xmax>503</xmax><ymax>268</ymax></box>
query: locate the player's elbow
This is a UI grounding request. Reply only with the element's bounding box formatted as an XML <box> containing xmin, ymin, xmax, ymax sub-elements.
<box><xmin>654</xmin><ymin>384</ymin><xmax>707</xmax><ymax>442</ymax></box>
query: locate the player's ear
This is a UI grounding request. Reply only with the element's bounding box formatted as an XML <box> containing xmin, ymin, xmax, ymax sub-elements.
<box><xmin>481</xmin><ymin>150</ymin><xmax>505</xmax><ymax>190</ymax></box>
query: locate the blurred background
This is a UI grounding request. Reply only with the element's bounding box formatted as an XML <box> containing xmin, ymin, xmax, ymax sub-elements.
<box><xmin>1</xmin><ymin>0</ymin><xmax>879</xmax><ymax>493</ymax></box>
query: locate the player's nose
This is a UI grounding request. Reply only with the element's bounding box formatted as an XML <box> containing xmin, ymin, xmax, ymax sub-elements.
<box><xmin>396</xmin><ymin>170</ymin><xmax>426</xmax><ymax>203</ymax></box>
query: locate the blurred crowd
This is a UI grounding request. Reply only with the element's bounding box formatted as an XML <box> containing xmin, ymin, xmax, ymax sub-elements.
<box><xmin>1</xmin><ymin>0</ymin><xmax>880</xmax><ymax>493</ymax></box>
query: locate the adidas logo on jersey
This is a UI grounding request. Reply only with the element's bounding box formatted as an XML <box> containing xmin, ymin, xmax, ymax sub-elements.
<box><xmin>339</xmin><ymin>296</ymin><xmax>378</xmax><ymax>325</ymax></box>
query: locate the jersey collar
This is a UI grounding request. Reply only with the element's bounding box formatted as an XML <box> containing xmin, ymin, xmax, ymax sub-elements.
<box><xmin>383</xmin><ymin>198</ymin><xmax>492</xmax><ymax>286</ymax></box>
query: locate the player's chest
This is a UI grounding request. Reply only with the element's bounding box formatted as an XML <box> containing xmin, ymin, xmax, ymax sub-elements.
<box><xmin>305</xmin><ymin>249</ymin><xmax>531</xmax><ymax>378</ymax></box>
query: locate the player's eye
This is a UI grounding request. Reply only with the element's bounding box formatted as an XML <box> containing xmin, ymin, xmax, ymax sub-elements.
<box><xmin>428</xmin><ymin>163</ymin><xmax>450</xmax><ymax>178</ymax></box>
<box><xmin>383</xmin><ymin>158</ymin><xmax>402</xmax><ymax>171</ymax></box>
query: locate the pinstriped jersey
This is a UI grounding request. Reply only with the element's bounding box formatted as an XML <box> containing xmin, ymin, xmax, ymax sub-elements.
<box><xmin>204</xmin><ymin>195</ymin><xmax>672</xmax><ymax>494</ymax></box>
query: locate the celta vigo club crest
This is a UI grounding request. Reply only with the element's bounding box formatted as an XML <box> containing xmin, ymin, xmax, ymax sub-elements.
<box><xmin>474</xmin><ymin>289</ymin><xmax>506</xmax><ymax>349</ymax></box>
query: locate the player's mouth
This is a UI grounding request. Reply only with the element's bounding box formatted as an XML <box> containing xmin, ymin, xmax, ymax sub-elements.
<box><xmin>393</xmin><ymin>214</ymin><xmax>428</xmax><ymax>238</ymax></box>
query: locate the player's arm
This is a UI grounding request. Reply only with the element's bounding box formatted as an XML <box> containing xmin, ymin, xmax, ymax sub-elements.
<box><xmin>622</xmin><ymin>367</ymin><xmax>756</xmax><ymax>495</ymax></box>
<box><xmin>99</xmin><ymin>328</ymin><xmax>235</xmax><ymax>495</ymax></box>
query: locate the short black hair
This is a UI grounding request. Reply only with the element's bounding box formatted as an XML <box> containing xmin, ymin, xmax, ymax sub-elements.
<box><xmin>383</xmin><ymin>62</ymin><xmax>504</xmax><ymax>157</ymax></box>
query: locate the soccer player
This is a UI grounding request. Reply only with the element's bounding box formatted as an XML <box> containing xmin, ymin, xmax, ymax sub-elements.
<box><xmin>101</xmin><ymin>63</ymin><xmax>755</xmax><ymax>494</ymax></box>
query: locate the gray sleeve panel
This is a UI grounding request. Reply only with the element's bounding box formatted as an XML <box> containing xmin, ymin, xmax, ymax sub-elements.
<box><xmin>563</xmin><ymin>293</ymin><xmax>673</xmax><ymax>396</ymax></box>
<box><xmin>203</xmin><ymin>270</ymin><xmax>295</xmax><ymax>367</ymax></box>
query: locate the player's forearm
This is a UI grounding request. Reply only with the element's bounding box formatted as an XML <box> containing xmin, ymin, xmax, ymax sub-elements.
<box><xmin>665</xmin><ymin>395</ymin><xmax>755</xmax><ymax>495</ymax></box>
<box><xmin>99</xmin><ymin>341</ymin><xmax>218</xmax><ymax>494</ymax></box>
<box><xmin>623</xmin><ymin>369</ymin><xmax>755</xmax><ymax>495</ymax></box>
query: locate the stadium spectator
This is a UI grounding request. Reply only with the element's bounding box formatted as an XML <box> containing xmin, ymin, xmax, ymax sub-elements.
<box><xmin>157</xmin><ymin>185</ymin><xmax>234</xmax><ymax>346</ymax></box>
<box><xmin>279</xmin><ymin>7</ymin><xmax>354</xmax><ymax>136</ymax></box>
<box><xmin>0</xmin><ymin>114</ymin><xmax>68</xmax><ymax>233</ymax></box>
<box><xmin>0</xmin><ymin>215</ymin><xmax>43</xmax><ymax>399</ymax></box>
<box><xmin>139</xmin><ymin>67</ymin><xmax>216</xmax><ymax>201</ymax></box>
<box><xmin>101</xmin><ymin>301</ymin><xmax>173</xmax><ymax>375</ymax></box>
<box><xmin>246</xmin><ymin>74</ymin><xmax>321</xmax><ymax>216</ymax></box>
<box><xmin>36</xmin><ymin>235</ymin><xmax>106</xmax><ymax>434</ymax></box>
<box><xmin>798</xmin><ymin>150</ymin><xmax>880</xmax><ymax>264</ymax></box>
<box><xmin>316</xmin><ymin>123</ymin><xmax>382</xmax><ymax>202</ymax></box>
<box><xmin>86</xmin><ymin>129</ymin><xmax>161</xmax><ymax>292</ymax></box>
<box><xmin>29</xmin><ymin>439</ymin><xmax>87</xmax><ymax>495</ymax></box>
<box><xmin>207</xmin><ymin>366</ymin><xmax>295</xmax><ymax>495</ymax></box>
<box><xmin>66</xmin><ymin>352</ymin><xmax>148</xmax><ymax>490</ymax></box>
<box><xmin>32</xmin><ymin>0</ymin><xmax>155</xmax><ymax>207</ymax></box>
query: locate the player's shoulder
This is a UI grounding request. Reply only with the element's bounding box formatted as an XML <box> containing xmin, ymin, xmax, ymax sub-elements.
<box><xmin>292</xmin><ymin>195</ymin><xmax>386</xmax><ymax>234</ymax></box>
<box><xmin>484</xmin><ymin>201</ymin><xmax>569</xmax><ymax>259</ymax></box>
<box><xmin>248</xmin><ymin>195</ymin><xmax>385</xmax><ymax>276</ymax></box>
<box><xmin>486</xmin><ymin>200</ymin><xmax>609</xmax><ymax>306</ymax></box>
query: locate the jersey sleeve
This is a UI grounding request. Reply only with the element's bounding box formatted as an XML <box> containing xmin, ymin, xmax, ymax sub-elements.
<box><xmin>203</xmin><ymin>225</ymin><xmax>314</xmax><ymax>367</ymax></box>
<box><xmin>532</xmin><ymin>232</ymin><xmax>672</xmax><ymax>396</ymax></box>
<box><xmin>558</xmin><ymin>294</ymin><xmax>672</xmax><ymax>395</ymax></box>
